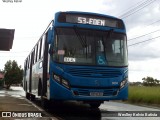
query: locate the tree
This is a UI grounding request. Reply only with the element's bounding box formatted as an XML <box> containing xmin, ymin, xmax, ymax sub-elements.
<box><xmin>4</xmin><ymin>60</ymin><xmax>23</xmax><ymax>89</ymax></box>
<box><xmin>142</xmin><ymin>76</ymin><xmax>160</xmax><ymax>86</ymax></box>
<box><xmin>155</xmin><ymin>79</ymin><xmax>160</xmax><ymax>85</ymax></box>
<box><xmin>0</xmin><ymin>70</ymin><xmax>4</xmax><ymax>87</ymax></box>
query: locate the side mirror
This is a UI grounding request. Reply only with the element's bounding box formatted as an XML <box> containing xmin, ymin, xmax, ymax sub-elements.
<box><xmin>49</xmin><ymin>46</ymin><xmax>53</xmax><ymax>55</ymax></box>
<box><xmin>47</xmin><ymin>28</ymin><xmax>54</xmax><ymax>44</ymax></box>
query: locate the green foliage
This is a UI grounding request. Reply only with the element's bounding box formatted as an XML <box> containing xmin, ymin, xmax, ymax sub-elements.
<box><xmin>0</xmin><ymin>79</ymin><xmax>4</xmax><ymax>86</ymax></box>
<box><xmin>4</xmin><ymin>60</ymin><xmax>23</xmax><ymax>89</ymax></box>
<box><xmin>142</xmin><ymin>76</ymin><xmax>160</xmax><ymax>86</ymax></box>
<box><xmin>128</xmin><ymin>86</ymin><xmax>160</xmax><ymax>105</ymax></box>
<box><xmin>129</xmin><ymin>82</ymin><xmax>142</xmax><ymax>86</ymax></box>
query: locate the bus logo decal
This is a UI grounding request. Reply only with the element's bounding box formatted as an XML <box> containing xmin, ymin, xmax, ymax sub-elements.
<box><xmin>95</xmin><ymin>80</ymin><xmax>100</xmax><ymax>86</ymax></box>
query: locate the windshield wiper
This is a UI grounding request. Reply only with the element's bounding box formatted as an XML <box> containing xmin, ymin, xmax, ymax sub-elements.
<box><xmin>73</xmin><ymin>26</ymin><xmax>87</xmax><ymax>48</ymax></box>
<box><xmin>73</xmin><ymin>26</ymin><xmax>88</xmax><ymax>59</ymax></box>
<box><xmin>102</xmin><ymin>29</ymin><xmax>114</xmax><ymax>64</ymax></box>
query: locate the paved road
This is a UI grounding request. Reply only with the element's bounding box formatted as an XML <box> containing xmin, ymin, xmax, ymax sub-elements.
<box><xmin>1</xmin><ymin>86</ymin><xmax>160</xmax><ymax>120</ymax></box>
<box><xmin>42</xmin><ymin>100</ymin><xmax>160</xmax><ymax>120</ymax></box>
<box><xmin>100</xmin><ymin>102</ymin><xmax>160</xmax><ymax>120</ymax></box>
<box><xmin>0</xmin><ymin>86</ymin><xmax>57</xmax><ymax>120</ymax></box>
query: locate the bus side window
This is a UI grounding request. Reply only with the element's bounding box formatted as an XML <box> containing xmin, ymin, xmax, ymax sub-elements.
<box><xmin>34</xmin><ymin>46</ymin><xmax>37</xmax><ymax>64</ymax></box>
<box><xmin>24</xmin><ymin>60</ymin><xmax>26</xmax><ymax>75</ymax></box>
<box><xmin>37</xmin><ymin>41</ymin><xmax>40</xmax><ymax>61</ymax></box>
<box><xmin>28</xmin><ymin>55</ymin><xmax>30</xmax><ymax>69</ymax></box>
<box><xmin>40</xmin><ymin>35</ymin><xmax>46</xmax><ymax>59</ymax></box>
<box><xmin>26</xmin><ymin>57</ymin><xmax>29</xmax><ymax>69</ymax></box>
<box><xmin>32</xmin><ymin>49</ymin><xmax>35</xmax><ymax>65</ymax></box>
<box><xmin>25</xmin><ymin>59</ymin><xmax>27</xmax><ymax>70</ymax></box>
<box><xmin>29</xmin><ymin>54</ymin><xmax>31</xmax><ymax>67</ymax></box>
<box><xmin>39</xmin><ymin>38</ymin><xmax>42</xmax><ymax>60</ymax></box>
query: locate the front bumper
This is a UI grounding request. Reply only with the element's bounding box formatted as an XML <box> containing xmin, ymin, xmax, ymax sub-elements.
<box><xmin>50</xmin><ymin>80</ymin><xmax>128</xmax><ymax>101</ymax></box>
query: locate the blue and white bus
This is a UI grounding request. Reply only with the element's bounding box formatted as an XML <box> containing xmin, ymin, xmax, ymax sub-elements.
<box><xmin>23</xmin><ymin>11</ymin><xmax>128</xmax><ymax>108</ymax></box>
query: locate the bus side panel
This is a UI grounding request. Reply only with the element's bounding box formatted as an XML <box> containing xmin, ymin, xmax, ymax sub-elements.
<box><xmin>31</xmin><ymin>63</ymin><xmax>38</xmax><ymax>96</ymax></box>
<box><xmin>24</xmin><ymin>69</ymin><xmax>30</xmax><ymax>93</ymax></box>
<box><xmin>41</xmin><ymin>33</ymin><xmax>49</xmax><ymax>97</ymax></box>
<box><xmin>29</xmin><ymin>32</ymin><xmax>49</xmax><ymax>98</ymax></box>
<box><xmin>30</xmin><ymin>59</ymin><xmax>43</xmax><ymax>96</ymax></box>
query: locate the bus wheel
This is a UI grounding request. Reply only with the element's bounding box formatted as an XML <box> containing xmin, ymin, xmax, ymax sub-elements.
<box><xmin>26</xmin><ymin>92</ymin><xmax>30</xmax><ymax>100</ymax></box>
<box><xmin>38</xmin><ymin>79</ymin><xmax>42</xmax><ymax>96</ymax></box>
<box><xmin>89</xmin><ymin>103</ymin><xmax>101</xmax><ymax>108</ymax></box>
<box><xmin>41</xmin><ymin>97</ymin><xmax>49</xmax><ymax>109</ymax></box>
<box><xmin>30</xmin><ymin>94</ymin><xmax>35</xmax><ymax>101</ymax></box>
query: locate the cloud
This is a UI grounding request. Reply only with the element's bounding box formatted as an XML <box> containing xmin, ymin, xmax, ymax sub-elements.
<box><xmin>112</xmin><ymin>0</ymin><xmax>160</xmax><ymax>62</ymax></box>
<box><xmin>101</xmin><ymin>0</ymin><xmax>160</xmax><ymax>34</ymax></box>
<box><xmin>129</xmin><ymin>58</ymin><xmax>160</xmax><ymax>81</ymax></box>
<box><xmin>101</xmin><ymin>0</ymin><xmax>140</xmax><ymax>16</ymax></box>
<box><xmin>124</xmin><ymin>1</ymin><xmax>160</xmax><ymax>32</ymax></box>
<box><xmin>128</xmin><ymin>24</ymin><xmax>160</xmax><ymax>61</ymax></box>
<box><xmin>129</xmin><ymin>46</ymin><xmax>160</xmax><ymax>61</ymax></box>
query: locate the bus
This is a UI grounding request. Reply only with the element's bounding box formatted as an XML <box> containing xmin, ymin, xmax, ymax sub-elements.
<box><xmin>23</xmin><ymin>11</ymin><xmax>128</xmax><ymax>108</ymax></box>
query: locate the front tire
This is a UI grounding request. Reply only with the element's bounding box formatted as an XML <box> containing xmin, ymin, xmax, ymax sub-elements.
<box><xmin>30</xmin><ymin>94</ymin><xmax>35</xmax><ymax>101</ymax></box>
<box><xmin>26</xmin><ymin>92</ymin><xmax>30</xmax><ymax>100</ymax></box>
<box><xmin>89</xmin><ymin>103</ymin><xmax>101</xmax><ymax>108</ymax></box>
<box><xmin>41</xmin><ymin>97</ymin><xmax>50</xmax><ymax>109</ymax></box>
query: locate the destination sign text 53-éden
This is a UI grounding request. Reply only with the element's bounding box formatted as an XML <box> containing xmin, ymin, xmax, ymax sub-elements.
<box><xmin>58</xmin><ymin>13</ymin><xmax>124</xmax><ymax>29</ymax></box>
<box><xmin>77</xmin><ymin>17</ymin><xmax>105</xmax><ymax>26</ymax></box>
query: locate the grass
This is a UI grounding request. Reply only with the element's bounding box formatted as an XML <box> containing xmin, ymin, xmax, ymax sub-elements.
<box><xmin>128</xmin><ymin>86</ymin><xmax>160</xmax><ymax>105</ymax></box>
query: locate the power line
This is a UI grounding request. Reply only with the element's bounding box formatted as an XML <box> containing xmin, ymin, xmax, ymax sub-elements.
<box><xmin>121</xmin><ymin>0</ymin><xmax>157</xmax><ymax>19</ymax></box>
<box><xmin>128</xmin><ymin>35</ymin><xmax>160</xmax><ymax>47</ymax></box>
<box><xmin>143</xmin><ymin>19</ymin><xmax>160</xmax><ymax>28</ymax></box>
<box><xmin>126</xmin><ymin>18</ymin><xmax>160</xmax><ymax>44</ymax></box>
<box><xmin>116</xmin><ymin>0</ymin><xmax>147</xmax><ymax>16</ymax></box>
<box><xmin>126</xmin><ymin>18</ymin><xmax>160</xmax><ymax>32</ymax></box>
<box><xmin>119</xmin><ymin>0</ymin><xmax>157</xmax><ymax>19</ymax></box>
<box><xmin>128</xmin><ymin>29</ymin><xmax>160</xmax><ymax>41</ymax></box>
<box><xmin>119</xmin><ymin>0</ymin><xmax>152</xmax><ymax>18</ymax></box>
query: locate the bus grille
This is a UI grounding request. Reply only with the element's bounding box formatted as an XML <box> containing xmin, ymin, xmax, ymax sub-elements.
<box><xmin>75</xmin><ymin>88</ymin><xmax>118</xmax><ymax>96</ymax></box>
<box><xmin>66</xmin><ymin>68</ymin><xmax>122</xmax><ymax>78</ymax></box>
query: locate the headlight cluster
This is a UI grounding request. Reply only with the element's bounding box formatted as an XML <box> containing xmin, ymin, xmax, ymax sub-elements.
<box><xmin>120</xmin><ymin>77</ymin><xmax>128</xmax><ymax>89</ymax></box>
<box><xmin>53</xmin><ymin>74</ymin><xmax>70</xmax><ymax>89</ymax></box>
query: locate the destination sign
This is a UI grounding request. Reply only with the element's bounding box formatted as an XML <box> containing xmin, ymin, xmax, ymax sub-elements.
<box><xmin>77</xmin><ymin>17</ymin><xmax>105</xmax><ymax>26</ymax></box>
<box><xmin>58</xmin><ymin>13</ymin><xmax>124</xmax><ymax>28</ymax></box>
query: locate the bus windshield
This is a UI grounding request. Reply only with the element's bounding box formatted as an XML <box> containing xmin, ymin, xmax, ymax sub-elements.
<box><xmin>52</xmin><ymin>28</ymin><xmax>128</xmax><ymax>67</ymax></box>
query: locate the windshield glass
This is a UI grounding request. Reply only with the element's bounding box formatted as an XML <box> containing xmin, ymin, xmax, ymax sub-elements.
<box><xmin>52</xmin><ymin>28</ymin><xmax>128</xmax><ymax>67</ymax></box>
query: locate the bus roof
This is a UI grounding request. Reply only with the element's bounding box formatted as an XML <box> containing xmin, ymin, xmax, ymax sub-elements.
<box><xmin>54</xmin><ymin>11</ymin><xmax>125</xmax><ymax>29</ymax></box>
<box><xmin>62</xmin><ymin>11</ymin><xmax>120</xmax><ymax>20</ymax></box>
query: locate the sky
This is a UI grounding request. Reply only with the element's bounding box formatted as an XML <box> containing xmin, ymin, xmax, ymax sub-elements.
<box><xmin>0</xmin><ymin>0</ymin><xmax>160</xmax><ymax>82</ymax></box>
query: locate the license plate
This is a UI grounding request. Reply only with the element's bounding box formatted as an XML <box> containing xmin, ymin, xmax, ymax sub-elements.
<box><xmin>90</xmin><ymin>92</ymin><xmax>103</xmax><ymax>96</ymax></box>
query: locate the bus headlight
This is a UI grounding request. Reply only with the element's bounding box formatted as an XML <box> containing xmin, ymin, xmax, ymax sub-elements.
<box><xmin>62</xmin><ymin>79</ymin><xmax>70</xmax><ymax>89</ymax></box>
<box><xmin>120</xmin><ymin>77</ymin><xmax>128</xmax><ymax>89</ymax></box>
<box><xmin>53</xmin><ymin>73</ymin><xmax>70</xmax><ymax>89</ymax></box>
<box><xmin>53</xmin><ymin>74</ymin><xmax>61</xmax><ymax>83</ymax></box>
